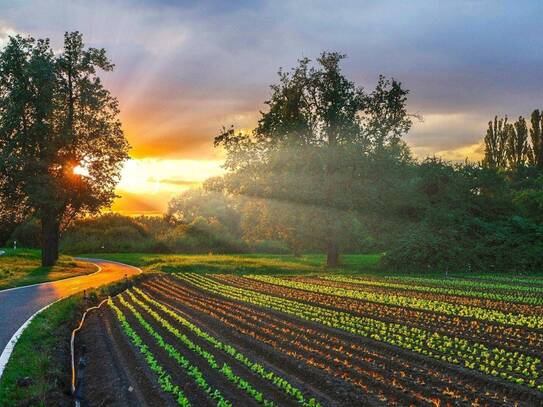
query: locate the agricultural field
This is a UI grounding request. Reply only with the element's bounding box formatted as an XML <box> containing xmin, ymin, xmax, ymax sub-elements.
<box><xmin>78</xmin><ymin>272</ymin><xmax>543</xmax><ymax>406</ymax></box>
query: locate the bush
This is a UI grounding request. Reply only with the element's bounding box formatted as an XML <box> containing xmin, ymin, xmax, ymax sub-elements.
<box><xmin>157</xmin><ymin>217</ymin><xmax>248</xmax><ymax>254</ymax></box>
<box><xmin>61</xmin><ymin>214</ymin><xmax>156</xmax><ymax>253</ymax></box>
<box><xmin>9</xmin><ymin>218</ymin><xmax>41</xmax><ymax>248</ymax></box>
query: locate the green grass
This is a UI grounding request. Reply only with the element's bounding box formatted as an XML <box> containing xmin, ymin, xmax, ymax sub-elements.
<box><xmin>84</xmin><ymin>252</ymin><xmax>543</xmax><ymax>281</ymax></box>
<box><xmin>0</xmin><ymin>295</ymin><xmax>80</xmax><ymax>406</ymax></box>
<box><xmin>0</xmin><ymin>248</ymin><xmax>96</xmax><ymax>290</ymax></box>
<box><xmin>0</xmin><ymin>274</ymin><xmax>151</xmax><ymax>406</ymax></box>
<box><xmin>80</xmin><ymin>252</ymin><xmax>383</xmax><ymax>275</ymax></box>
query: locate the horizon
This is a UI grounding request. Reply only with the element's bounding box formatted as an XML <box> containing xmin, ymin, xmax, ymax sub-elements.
<box><xmin>2</xmin><ymin>0</ymin><xmax>542</xmax><ymax>214</ymax></box>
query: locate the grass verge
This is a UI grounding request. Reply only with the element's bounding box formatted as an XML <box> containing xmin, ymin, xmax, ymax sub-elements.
<box><xmin>0</xmin><ymin>248</ymin><xmax>96</xmax><ymax>290</ymax></box>
<box><xmin>0</xmin><ymin>273</ymin><xmax>152</xmax><ymax>406</ymax></box>
<box><xmin>80</xmin><ymin>252</ymin><xmax>383</xmax><ymax>275</ymax></box>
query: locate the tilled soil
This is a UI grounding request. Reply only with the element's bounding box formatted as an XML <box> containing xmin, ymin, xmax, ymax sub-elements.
<box><xmin>149</xmin><ymin>275</ymin><xmax>543</xmax><ymax>406</ymax></box>
<box><xmin>213</xmin><ymin>274</ymin><xmax>542</xmax><ymax>355</ymax></box>
<box><xmin>76</xmin><ymin>275</ymin><xmax>543</xmax><ymax>407</ymax></box>
<box><xmin>76</xmin><ymin>307</ymin><xmax>174</xmax><ymax>406</ymax></box>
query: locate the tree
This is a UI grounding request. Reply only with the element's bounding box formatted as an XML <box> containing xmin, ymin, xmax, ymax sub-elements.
<box><xmin>215</xmin><ymin>52</ymin><xmax>413</xmax><ymax>267</ymax></box>
<box><xmin>530</xmin><ymin>109</ymin><xmax>543</xmax><ymax>169</ymax></box>
<box><xmin>385</xmin><ymin>158</ymin><xmax>516</xmax><ymax>272</ymax></box>
<box><xmin>362</xmin><ymin>75</ymin><xmax>414</xmax><ymax>150</ymax></box>
<box><xmin>483</xmin><ymin>116</ymin><xmax>509</xmax><ymax>169</ymax></box>
<box><xmin>0</xmin><ymin>32</ymin><xmax>129</xmax><ymax>266</ymax></box>
<box><xmin>506</xmin><ymin>116</ymin><xmax>531</xmax><ymax>170</ymax></box>
<box><xmin>0</xmin><ymin>198</ymin><xmax>27</xmax><ymax>246</ymax></box>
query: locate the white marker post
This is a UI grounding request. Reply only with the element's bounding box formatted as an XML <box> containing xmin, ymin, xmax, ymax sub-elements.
<box><xmin>13</xmin><ymin>240</ymin><xmax>16</xmax><ymax>251</ymax></box>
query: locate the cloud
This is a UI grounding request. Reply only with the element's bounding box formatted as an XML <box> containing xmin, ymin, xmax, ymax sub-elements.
<box><xmin>117</xmin><ymin>158</ymin><xmax>223</xmax><ymax>192</ymax></box>
<box><xmin>2</xmin><ymin>0</ymin><xmax>542</xmax><ymax>212</ymax></box>
<box><xmin>406</xmin><ymin>112</ymin><xmax>488</xmax><ymax>158</ymax></box>
<box><xmin>0</xmin><ymin>21</ymin><xmax>24</xmax><ymax>47</ymax></box>
<box><xmin>159</xmin><ymin>179</ymin><xmax>200</xmax><ymax>187</ymax></box>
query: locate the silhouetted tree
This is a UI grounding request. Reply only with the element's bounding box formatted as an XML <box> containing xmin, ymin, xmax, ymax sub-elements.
<box><xmin>506</xmin><ymin>116</ymin><xmax>531</xmax><ymax>170</ymax></box>
<box><xmin>0</xmin><ymin>32</ymin><xmax>129</xmax><ymax>265</ymax></box>
<box><xmin>483</xmin><ymin>116</ymin><xmax>509</xmax><ymax>169</ymax></box>
<box><xmin>530</xmin><ymin>109</ymin><xmax>543</xmax><ymax>169</ymax></box>
<box><xmin>215</xmin><ymin>52</ymin><xmax>413</xmax><ymax>267</ymax></box>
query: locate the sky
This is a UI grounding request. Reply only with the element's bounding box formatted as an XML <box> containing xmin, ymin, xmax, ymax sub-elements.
<box><xmin>1</xmin><ymin>0</ymin><xmax>542</xmax><ymax>214</ymax></box>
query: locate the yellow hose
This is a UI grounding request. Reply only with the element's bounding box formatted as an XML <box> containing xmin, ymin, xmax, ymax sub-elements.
<box><xmin>71</xmin><ymin>298</ymin><xmax>109</xmax><ymax>395</ymax></box>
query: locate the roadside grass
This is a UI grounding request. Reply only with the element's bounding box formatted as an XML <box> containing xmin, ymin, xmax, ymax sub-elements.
<box><xmin>0</xmin><ymin>248</ymin><xmax>96</xmax><ymax>290</ymax></box>
<box><xmin>0</xmin><ymin>295</ymin><xmax>79</xmax><ymax>406</ymax></box>
<box><xmin>79</xmin><ymin>252</ymin><xmax>383</xmax><ymax>275</ymax></box>
<box><xmin>0</xmin><ymin>274</ymin><xmax>152</xmax><ymax>406</ymax></box>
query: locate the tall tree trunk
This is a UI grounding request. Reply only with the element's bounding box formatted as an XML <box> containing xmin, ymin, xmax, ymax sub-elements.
<box><xmin>41</xmin><ymin>211</ymin><xmax>60</xmax><ymax>267</ymax></box>
<box><xmin>324</xmin><ymin>140</ymin><xmax>341</xmax><ymax>268</ymax></box>
<box><xmin>326</xmin><ymin>240</ymin><xmax>339</xmax><ymax>268</ymax></box>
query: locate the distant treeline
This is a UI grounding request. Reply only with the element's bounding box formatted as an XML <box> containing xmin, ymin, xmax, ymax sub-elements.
<box><xmin>2</xmin><ymin>198</ymin><xmax>294</xmax><ymax>255</ymax></box>
<box><xmin>3</xmin><ymin>147</ymin><xmax>542</xmax><ymax>273</ymax></box>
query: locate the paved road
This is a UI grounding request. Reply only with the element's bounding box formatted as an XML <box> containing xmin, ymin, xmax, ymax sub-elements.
<box><xmin>0</xmin><ymin>258</ymin><xmax>141</xmax><ymax>368</ymax></box>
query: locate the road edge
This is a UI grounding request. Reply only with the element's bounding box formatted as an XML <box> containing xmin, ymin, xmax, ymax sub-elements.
<box><xmin>0</xmin><ymin>299</ymin><xmax>61</xmax><ymax>379</ymax></box>
<box><xmin>0</xmin><ymin>259</ymin><xmax>142</xmax><ymax>381</ymax></box>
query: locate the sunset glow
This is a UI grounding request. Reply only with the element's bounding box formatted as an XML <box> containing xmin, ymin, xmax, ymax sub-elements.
<box><xmin>3</xmin><ymin>1</ymin><xmax>540</xmax><ymax>214</ymax></box>
<box><xmin>112</xmin><ymin>158</ymin><xmax>224</xmax><ymax>215</ymax></box>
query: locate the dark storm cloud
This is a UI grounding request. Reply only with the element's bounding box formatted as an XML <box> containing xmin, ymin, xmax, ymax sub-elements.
<box><xmin>1</xmin><ymin>0</ymin><xmax>542</xmax><ymax>159</ymax></box>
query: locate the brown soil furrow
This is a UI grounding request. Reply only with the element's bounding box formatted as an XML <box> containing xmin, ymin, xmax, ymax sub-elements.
<box><xmin>146</xmin><ymin>277</ymin><xmax>505</xmax><ymax>406</ymax></box>
<box><xmin>112</xmin><ymin>295</ymin><xmax>228</xmax><ymax>407</ymax></box>
<box><xmin>143</xmin><ymin>280</ymin><xmax>381</xmax><ymax>406</ymax></box>
<box><xmin>124</xmin><ymin>289</ymin><xmax>309</xmax><ymax>407</ymax></box>
<box><xmin>289</xmin><ymin>276</ymin><xmax>543</xmax><ymax>316</ymax></box>
<box><xmin>77</xmin><ymin>306</ymin><xmax>175</xmax><ymax>406</ymax></box>
<box><xmin>153</xmin><ymin>275</ymin><xmax>543</xmax><ymax>406</ymax></box>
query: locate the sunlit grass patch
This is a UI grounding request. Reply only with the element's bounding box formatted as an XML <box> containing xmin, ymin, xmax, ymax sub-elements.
<box><xmin>0</xmin><ymin>248</ymin><xmax>96</xmax><ymax>290</ymax></box>
<box><xmin>81</xmin><ymin>252</ymin><xmax>382</xmax><ymax>275</ymax></box>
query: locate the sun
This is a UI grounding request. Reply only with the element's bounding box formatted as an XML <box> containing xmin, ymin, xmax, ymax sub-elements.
<box><xmin>73</xmin><ymin>164</ymin><xmax>90</xmax><ymax>177</ymax></box>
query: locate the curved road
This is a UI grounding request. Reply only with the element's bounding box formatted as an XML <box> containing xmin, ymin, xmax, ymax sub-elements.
<box><xmin>0</xmin><ymin>258</ymin><xmax>141</xmax><ymax>378</ymax></box>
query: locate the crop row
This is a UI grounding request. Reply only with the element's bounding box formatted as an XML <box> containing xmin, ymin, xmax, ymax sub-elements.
<box><xmin>175</xmin><ymin>273</ymin><xmax>543</xmax><ymax>390</ymax></box>
<box><xmin>119</xmin><ymin>291</ymin><xmax>284</xmax><ymax>406</ymax></box>
<box><xmin>117</xmin><ymin>293</ymin><xmax>234</xmax><ymax>406</ymax></box>
<box><xmin>384</xmin><ymin>275</ymin><xmax>543</xmax><ymax>296</ymax></box>
<box><xmin>128</xmin><ymin>288</ymin><xmax>320</xmax><ymax>407</ymax></box>
<box><xmin>319</xmin><ymin>275</ymin><xmax>543</xmax><ymax>306</ymax></box>
<box><xmin>246</xmin><ymin>275</ymin><xmax>543</xmax><ymax>329</ymax></box>
<box><xmin>107</xmin><ymin>298</ymin><xmax>191</xmax><ymax>406</ymax></box>
<box><xmin>466</xmin><ymin>275</ymin><xmax>543</xmax><ymax>287</ymax></box>
<box><xmin>296</xmin><ymin>276</ymin><xmax>543</xmax><ymax>316</ymax></box>
<box><xmin>145</xmin><ymin>278</ymin><xmax>517</xmax><ymax>406</ymax></box>
<box><xmin>215</xmin><ymin>274</ymin><xmax>543</xmax><ymax>353</ymax></box>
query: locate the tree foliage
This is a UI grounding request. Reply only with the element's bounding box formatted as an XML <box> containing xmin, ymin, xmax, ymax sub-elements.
<box><xmin>483</xmin><ymin>112</ymin><xmax>542</xmax><ymax>171</ymax></box>
<box><xmin>215</xmin><ymin>52</ymin><xmax>413</xmax><ymax>266</ymax></box>
<box><xmin>530</xmin><ymin>110</ymin><xmax>543</xmax><ymax>169</ymax></box>
<box><xmin>0</xmin><ymin>32</ymin><xmax>129</xmax><ymax>265</ymax></box>
<box><xmin>483</xmin><ymin>116</ymin><xmax>509</xmax><ymax>169</ymax></box>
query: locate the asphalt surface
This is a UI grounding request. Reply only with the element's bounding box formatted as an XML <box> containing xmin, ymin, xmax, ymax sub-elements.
<box><xmin>0</xmin><ymin>258</ymin><xmax>141</xmax><ymax>357</ymax></box>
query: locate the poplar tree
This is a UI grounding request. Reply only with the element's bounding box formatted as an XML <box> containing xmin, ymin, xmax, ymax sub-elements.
<box><xmin>506</xmin><ymin>116</ymin><xmax>531</xmax><ymax>170</ymax></box>
<box><xmin>530</xmin><ymin>109</ymin><xmax>543</xmax><ymax>169</ymax></box>
<box><xmin>483</xmin><ymin>116</ymin><xmax>509</xmax><ymax>169</ymax></box>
